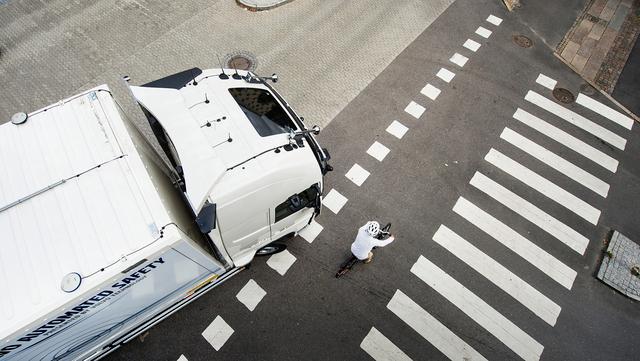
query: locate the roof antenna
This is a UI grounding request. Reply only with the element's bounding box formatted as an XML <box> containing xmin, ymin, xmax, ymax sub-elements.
<box><xmin>231</xmin><ymin>62</ymin><xmax>242</xmax><ymax>80</ymax></box>
<box><xmin>205</xmin><ymin>93</ymin><xmax>210</xmax><ymax>104</ymax></box>
<box><xmin>190</xmin><ymin>69</ymin><xmax>198</xmax><ymax>86</ymax></box>
<box><xmin>217</xmin><ymin>55</ymin><xmax>229</xmax><ymax>80</ymax></box>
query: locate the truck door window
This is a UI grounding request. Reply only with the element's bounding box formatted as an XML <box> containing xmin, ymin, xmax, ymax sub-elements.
<box><xmin>228</xmin><ymin>88</ymin><xmax>296</xmax><ymax>137</ymax></box>
<box><xmin>274</xmin><ymin>185</ymin><xmax>319</xmax><ymax>223</ymax></box>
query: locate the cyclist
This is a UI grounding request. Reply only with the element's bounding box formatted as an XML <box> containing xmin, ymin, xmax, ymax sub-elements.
<box><xmin>351</xmin><ymin>221</ymin><xmax>395</xmax><ymax>264</ymax></box>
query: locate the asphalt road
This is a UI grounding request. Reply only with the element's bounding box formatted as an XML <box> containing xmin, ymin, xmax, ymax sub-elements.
<box><xmin>103</xmin><ymin>0</ymin><xmax>640</xmax><ymax>360</ymax></box>
<box><xmin>1</xmin><ymin>0</ymin><xmax>639</xmax><ymax>360</ymax></box>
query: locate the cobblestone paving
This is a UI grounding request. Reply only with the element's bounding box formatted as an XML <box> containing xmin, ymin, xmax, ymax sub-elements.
<box><xmin>557</xmin><ymin>0</ymin><xmax>640</xmax><ymax>93</ymax></box>
<box><xmin>598</xmin><ymin>231</ymin><xmax>640</xmax><ymax>301</ymax></box>
<box><xmin>0</xmin><ymin>0</ymin><xmax>454</xmax><ymax>128</ymax></box>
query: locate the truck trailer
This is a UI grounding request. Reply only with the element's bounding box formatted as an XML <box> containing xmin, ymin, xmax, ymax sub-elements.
<box><xmin>0</xmin><ymin>67</ymin><xmax>330</xmax><ymax>360</ymax></box>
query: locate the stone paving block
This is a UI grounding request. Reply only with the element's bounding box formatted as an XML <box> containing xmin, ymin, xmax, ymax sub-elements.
<box><xmin>588</xmin><ymin>21</ymin><xmax>608</xmax><ymax>40</ymax></box>
<box><xmin>597</xmin><ymin>231</ymin><xmax>640</xmax><ymax>301</ymax></box>
<box><xmin>571</xmin><ymin>54</ymin><xmax>589</xmax><ymax>72</ymax></box>
<box><xmin>583</xmin><ymin>59</ymin><xmax>602</xmax><ymax>82</ymax></box>
<box><xmin>572</xmin><ymin>18</ymin><xmax>596</xmax><ymax>43</ymax></box>
<box><xmin>577</xmin><ymin>37</ymin><xmax>598</xmax><ymax>57</ymax></box>
<box><xmin>589</xmin><ymin>0</ymin><xmax>609</xmax><ymax>17</ymax></box>
<box><xmin>600</xmin><ymin>1</ymin><xmax>619</xmax><ymax>21</ymax></box>
<box><xmin>609</xmin><ymin>4</ymin><xmax>630</xmax><ymax>31</ymax></box>
<box><xmin>561</xmin><ymin>40</ymin><xmax>581</xmax><ymax>62</ymax></box>
<box><xmin>597</xmin><ymin>27</ymin><xmax>619</xmax><ymax>51</ymax></box>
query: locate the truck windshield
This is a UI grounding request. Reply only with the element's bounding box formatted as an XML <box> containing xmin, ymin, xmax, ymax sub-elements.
<box><xmin>228</xmin><ymin>88</ymin><xmax>296</xmax><ymax>137</ymax></box>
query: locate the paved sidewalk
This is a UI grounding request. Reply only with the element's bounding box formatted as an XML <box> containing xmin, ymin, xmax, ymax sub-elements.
<box><xmin>557</xmin><ymin>0</ymin><xmax>639</xmax><ymax>93</ymax></box>
<box><xmin>598</xmin><ymin>231</ymin><xmax>640</xmax><ymax>301</ymax></box>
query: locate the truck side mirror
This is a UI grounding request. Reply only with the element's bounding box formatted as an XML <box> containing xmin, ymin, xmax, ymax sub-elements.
<box><xmin>196</xmin><ymin>202</ymin><xmax>217</xmax><ymax>233</ymax></box>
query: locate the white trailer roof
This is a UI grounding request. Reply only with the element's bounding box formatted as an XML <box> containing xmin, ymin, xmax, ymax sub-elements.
<box><xmin>0</xmin><ymin>86</ymin><xmax>175</xmax><ymax>340</ymax></box>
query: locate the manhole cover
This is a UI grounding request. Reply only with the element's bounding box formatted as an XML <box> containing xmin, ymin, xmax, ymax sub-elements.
<box><xmin>553</xmin><ymin>88</ymin><xmax>575</xmax><ymax>103</ymax></box>
<box><xmin>513</xmin><ymin>34</ymin><xmax>533</xmax><ymax>48</ymax></box>
<box><xmin>223</xmin><ymin>51</ymin><xmax>258</xmax><ymax>72</ymax></box>
<box><xmin>579</xmin><ymin>83</ymin><xmax>597</xmax><ymax>96</ymax></box>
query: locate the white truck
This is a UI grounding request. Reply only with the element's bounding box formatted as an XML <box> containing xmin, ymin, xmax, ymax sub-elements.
<box><xmin>0</xmin><ymin>67</ymin><xmax>331</xmax><ymax>360</ymax></box>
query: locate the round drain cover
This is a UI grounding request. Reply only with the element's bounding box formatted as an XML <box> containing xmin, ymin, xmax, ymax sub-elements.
<box><xmin>224</xmin><ymin>51</ymin><xmax>258</xmax><ymax>72</ymax></box>
<box><xmin>553</xmin><ymin>88</ymin><xmax>575</xmax><ymax>103</ymax></box>
<box><xmin>513</xmin><ymin>35</ymin><xmax>533</xmax><ymax>48</ymax></box>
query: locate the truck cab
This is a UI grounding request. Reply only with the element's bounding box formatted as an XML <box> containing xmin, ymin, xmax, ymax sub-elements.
<box><xmin>129</xmin><ymin>67</ymin><xmax>331</xmax><ymax>267</ymax></box>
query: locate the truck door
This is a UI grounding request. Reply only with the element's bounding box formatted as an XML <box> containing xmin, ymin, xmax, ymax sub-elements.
<box><xmin>271</xmin><ymin>184</ymin><xmax>319</xmax><ymax>241</ymax></box>
<box><xmin>217</xmin><ymin>197</ymin><xmax>272</xmax><ymax>264</ymax></box>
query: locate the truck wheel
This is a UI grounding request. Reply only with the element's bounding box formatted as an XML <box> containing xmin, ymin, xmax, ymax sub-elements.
<box><xmin>255</xmin><ymin>243</ymin><xmax>286</xmax><ymax>256</ymax></box>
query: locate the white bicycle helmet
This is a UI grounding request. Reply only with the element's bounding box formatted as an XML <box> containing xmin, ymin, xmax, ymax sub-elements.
<box><xmin>366</xmin><ymin>221</ymin><xmax>380</xmax><ymax>237</ymax></box>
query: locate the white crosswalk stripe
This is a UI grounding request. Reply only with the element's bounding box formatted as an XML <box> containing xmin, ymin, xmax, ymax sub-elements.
<box><xmin>360</xmin><ymin>327</ymin><xmax>413</xmax><ymax>361</ymax></box>
<box><xmin>500</xmin><ymin>127</ymin><xmax>610</xmax><ymax>197</ymax></box>
<box><xmin>535</xmin><ymin>74</ymin><xmax>557</xmax><ymax>90</ymax></box>
<box><xmin>411</xmin><ymin>256</ymin><xmax>544</xmax><ymax>361</ymax></box>
<box><xmin>525</xmin><ymin>90</ymin><xmax>627</xmax><ymax>150</ymax></box>
<box><xmin>513</xmin><ymin>108</ymin><xmax>619</xmax><ymax>172</ymax></box>
<box><xmin>475</xmin><ymin>26</ymin><xmax>492</xmax><ymax>38</ymax></box>
<box><xmin>387</xmin><ymin>289</ymin><xmax>487</xmax><ymax>361</ymax></box>
<box><xmin>575</xmin><ymin>93</ymin><xmax>634</xmax><ymax>130</ymax></box>
<box><xmin>453</xmin><ymin>197</ymin><xmax>577</xmax><ymax>289</ymax></box>
<box><xmin>463</xmin><ymin>39</ymin><xmax>481</xmax><ymax>52</ymax></box>
<box><xmin>433</xmin><ymin>225</ymin><xmax>561</xmax><ymax>326</ymax></box>
<box><xmin>485</xmin><ymin>149</ymin><xmax>601</xmax><ymax>225</ymax></box>
<box><xmin>486</xmin><ymin>14</ymin><xmax>503</xmax><ymax>26</ymax></box>
<box><xmin>470</xmin><ymin>172</ymin><xmax>590</xmax><ymax>255</ymax></box>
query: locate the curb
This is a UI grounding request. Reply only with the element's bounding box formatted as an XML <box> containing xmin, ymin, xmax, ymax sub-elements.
<box><xmin>235</xmin><ymin>0</ymin><xmax>295</xmax><ymax>11</ymax></box>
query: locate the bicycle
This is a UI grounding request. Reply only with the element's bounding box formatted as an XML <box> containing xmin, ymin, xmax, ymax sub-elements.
<box><xmin>335</xmin><ymin>222</ymin><xmax>392</xmax><ymax>278</ymax></box>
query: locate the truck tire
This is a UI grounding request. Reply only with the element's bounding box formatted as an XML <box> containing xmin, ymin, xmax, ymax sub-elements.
<box><xmin>255</xmin><ymin>243</ymin><xmax>286</xmax><ymax>256</ymax></box>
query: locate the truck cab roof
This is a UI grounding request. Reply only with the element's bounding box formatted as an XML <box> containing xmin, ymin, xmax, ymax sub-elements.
<box><xmin>130</xmin><ymin>68</ymin><xmax>323</xmax><ymax>214</ymax></box>
<box><xmin>0</xmin><ymin>86</ymin><xmax>176</xmax><ymax>340</ymax></box>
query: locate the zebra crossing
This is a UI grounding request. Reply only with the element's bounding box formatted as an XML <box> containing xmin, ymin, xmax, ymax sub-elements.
<box><xmin>360</xmin><ymin>71</ymin><xmax>634</xmax><ymax>360</ymax></box>
<box><xmin>352</xmin><ymin>13</ymin><xmax>636</xmax><ymax>359</ymax></box>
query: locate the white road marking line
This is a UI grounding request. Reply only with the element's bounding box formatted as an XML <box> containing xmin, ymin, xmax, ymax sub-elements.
<box><xmin>454</xmin><ymin>197</ymin><xmax>577</xmax><ymax>289</ymax></box>
<box><xmin>177</xmin><ymin>355</ymin><xmax>188</xmax><ymax>361</ymax></box>
<box><xmin>433</xmin><ymin>225</ymin><xmax>561</xmax><ymax>326</ymax></box>
<box><xmin>525</xmin><ymin>90</ymin><xmax>627</xmax><ymax>150</ymax></box>
<box><xmin>299</xmin><ymin>220</ymin><xmax>323</xmax><ymax>243</ymax></box>
<box><xmin>345</xmin><ymin>163</ymin><xmax>370</xmax><ymax>186</ymax></box>
<box><xmin>367</xmin><ymin>141</ymin><xmax>391</xmax><ymax>161</ymax></box>
<box><xmin>487</xmin><ymin>14</ymin><xmax>503</xmax><ymax>26</ymax></box>
<box><xmin>387</xmin><ymin>289</ymin><xmax>487</xmax><ymax>361</ymax></box>
<box><xmin>535</xmin><ymin>74</ymin><xmax>557</xmax><ymax>90</ymax></box>
<box><xmin>463</xmin><ymin>39</ymin><xmax>481</xmax><ymax>52</ymax></box>
<box><xmin>437</xmin><ymin>68</ymin><xmax>456</xmax><ymax>83</ymax></box>
<box><xmin>500</xmin><ymin>128</ymin><xmax>610</xmax><ymax>197</ymax></box>
<box><xmin>322</xmin><ymin>188</ymin><xmax>348</xmax><ymax>214</ymax></box>
<box><xmin>360</xmin><ymin>327</ymin><xmax>413</xmax><ymax>361</ymax></box>
<box><xmin>386</xmin><ymin>120</ymin><xmax>409</xmax><ymax>139</ymax></box>
<box><xmin>485</xmin><ymin>149</ymin><xmax>601</xmax><ymax>225</ymax></box>
<box><xmin>411</xmin><ymin>256</ymin><xmax>544</xmax><ymax>361</ymax></box>
<box><xmin>405</xmin><ymin>101</ymin><xmax>426</xmax><ymax>119</ymax></box>
<box><xmin>266</xmin><ymin>249</ymin><xmax>297</xmax><ymax>276</ymax></box>
<box><xmin>420</xmin><ymin>83</ymin><xmax>441</xmax><ymax>100</ymax></box>
<box><xmin>575</xmin><ymin>93</ymin><xmax>634</xmax><ymax>130</ymax></box>
<box><xmin>449</xmin><ymin>53</ymin><xmax>469</xmax><ymax>67</ymax></box>
<box><xmin>513</xmin><ymin>108</ymin><xmax>618</xmax><ymax>172</ymax></box>
<box><xmin>202</xmin><ymin>316</ymin><xmax>234</xmax><ymax>351</ymax></box>
<box><xmin>470</xmin><ymin>172</ymin><xmax>590</xmax><ymax>255</ymax></box>
<box><xmin>235</xmin><ymin>279</ymin><xmax>267</xmax><ymax>312</ymax></box>
<box><xmin>475</xmin><ymin>26</ymin><xmax>493</xmax><ymax>38</ymax></box>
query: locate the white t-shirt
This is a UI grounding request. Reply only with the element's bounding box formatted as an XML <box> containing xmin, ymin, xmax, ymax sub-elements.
<box><xmin>350</xmin><ymin>224</ymin><xmax>395</xmax><ymax>260</ymax></box>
